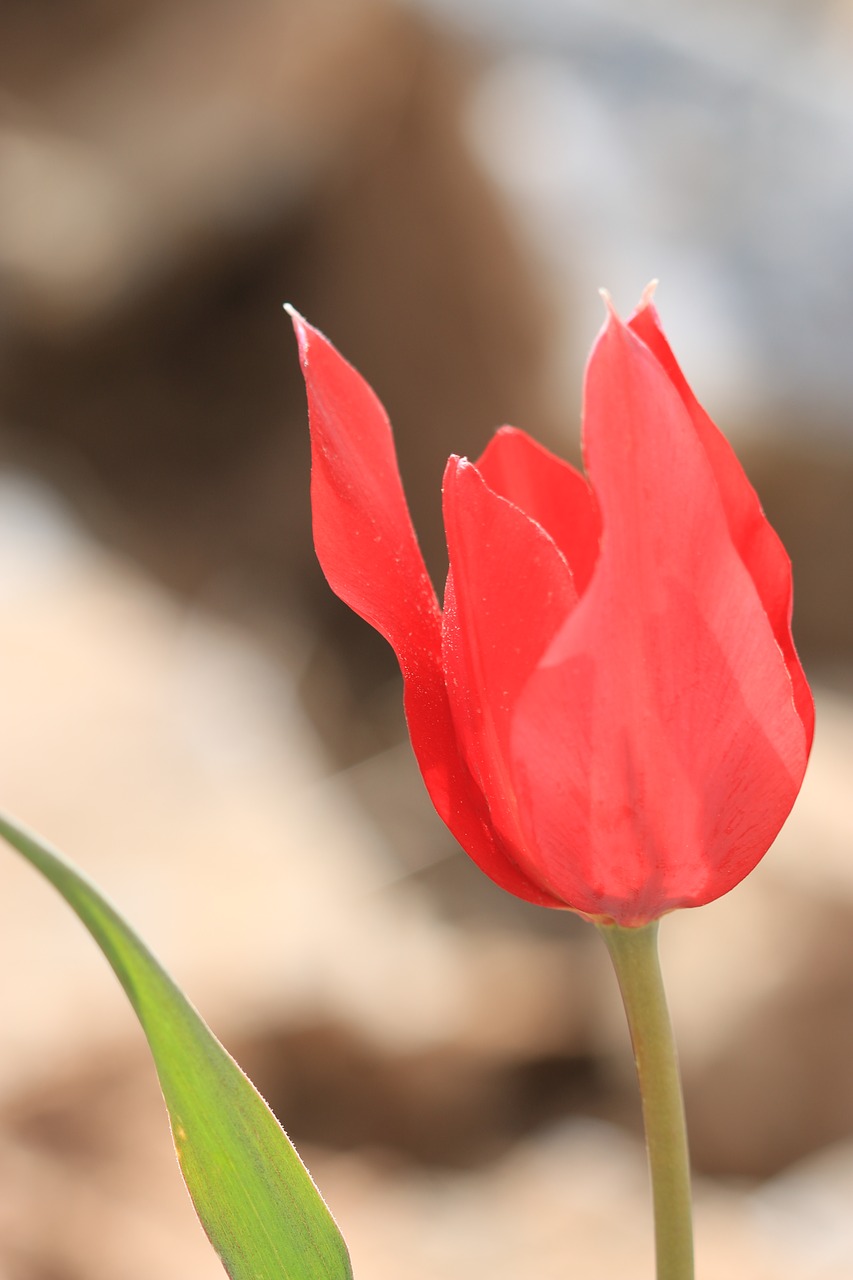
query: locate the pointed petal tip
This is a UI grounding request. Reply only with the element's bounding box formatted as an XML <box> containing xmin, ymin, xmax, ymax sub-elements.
<box><xmin>283</xmin><ymin>306</ymin><xmax>334</xmax><ymax>365</ymax></box>
<box><xmin>597</xmin><ymin>290</ymin><xmax>633</xmax><ymax>343</ymax></box>
<box><xmin>441</xmin><ymin>453</ymin><xmax>470</xmax><ymax>490</ymax></box>
<box><xmin>638</xmin><ymin>279</ymin><xmax>660</xmax><ymax>311</ymax></box>
<box><xmin>283</xmin><ymin>301</ymin><xmax>302</xmax><ymax>328</ymax></box>
<box><xmin>283</xmin><ymin>303</ymin><xmax>311</xmax><ymax>359</ymax></box>
<box><xmin>598</xmin><ymin>287</ymin><xmax>618</xmax><ymax>321</ymax></box>
<box><xmin>599</xmin><ymin>282</ymin><xmax>660</xmax><ymax>327</ymax></box>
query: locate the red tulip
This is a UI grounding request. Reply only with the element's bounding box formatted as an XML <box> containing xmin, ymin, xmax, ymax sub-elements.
<box><xmin>288</xmin><ymin>293</ymin><xmax>814</xmax><ymax>926</ymax></box>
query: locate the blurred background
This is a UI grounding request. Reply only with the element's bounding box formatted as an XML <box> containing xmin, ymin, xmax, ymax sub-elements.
<box><xmin>1</xmin><ymin>0</ymin><xmax>853</xmax><ymax>1276</ymax></box>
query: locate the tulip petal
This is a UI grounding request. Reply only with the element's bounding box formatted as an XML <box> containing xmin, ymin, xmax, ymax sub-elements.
<box><xmin>511</xmin><ymin>309</ymin><xmax>811</xmax><ymax>924</ymax></box>
<box><xmin>476</xmin><ymin>427</ymin><xmax>601</xmax><ymax>593</ymax></box>
<box><xmin>442</xmin><ymin>456</ymin><xmax>576</xmax><ymax>903</ymax></box>
<box><xmin>628</xmin><ymin>299</ymin><xmax>814</xmax><ymax>742</ymax></box>
<box><xmin>289</xmin><ymin>310</ymin><xmax>556</xmax><ymax>906</ymax></box>
<box><xmin>288</xmin><ymin>308</ymin><xmax>440</xmax><ymax>662</ymax></box>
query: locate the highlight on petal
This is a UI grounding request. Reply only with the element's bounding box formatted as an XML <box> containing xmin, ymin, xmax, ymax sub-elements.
<box><xmin>628</xmin><ymin>297</ymin><xmax>814</xmax><ymax>743</ymax></box>
<box><xmin>476</xmin><ymin>427</ymin><xmax>601</xmax><ymax>594</ymax></box>
<box><xmin>510</xmin><ymin>307</ymin><xmax>811</xmax><ymax>923</ymax></box>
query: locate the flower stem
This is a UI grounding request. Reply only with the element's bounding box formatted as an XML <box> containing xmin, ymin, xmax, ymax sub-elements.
<box><xmin>597</xmin><ymin>920</ymin><xmax>694</xmax><ymax>1280</ymax></box>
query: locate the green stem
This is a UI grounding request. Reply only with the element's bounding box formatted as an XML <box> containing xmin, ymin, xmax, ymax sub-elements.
<box><xmin>597</xmin><ymin>920</ymin><xmax>694</xmax><ymax>1280</ymax></box>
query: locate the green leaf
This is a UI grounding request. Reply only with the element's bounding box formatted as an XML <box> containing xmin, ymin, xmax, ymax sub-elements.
<box><xmin>0</xmin><ymin>811</ymin><xmax>353</xmax><ymax>1280</ymax></box>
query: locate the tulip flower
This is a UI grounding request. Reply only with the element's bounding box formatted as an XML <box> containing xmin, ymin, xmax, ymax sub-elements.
<box><xmin>288</xmin><ymin>294</ymin><xmax>813</xmax><ymax>928</ymax></box>
<box><xmin>290</xmin><ymin>292</ymin><xmax>815</xmax><ymax>1279</ymax></box>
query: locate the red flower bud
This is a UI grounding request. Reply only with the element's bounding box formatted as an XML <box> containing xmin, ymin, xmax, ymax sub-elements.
<box><xmin>288</xmin><ymin>294</ymin><xmax>814</xmax><ymax>926</ymax></box>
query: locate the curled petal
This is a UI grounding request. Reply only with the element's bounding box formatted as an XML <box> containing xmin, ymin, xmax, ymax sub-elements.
<box><xmin>629</xmin><ymin>299</ymin><xmax>814</xmax><ymax>741</ymax></box>
<box><xmin>288</xmin><ymin>308</ymin><xmax>439</xmax><ymax>665</ymax></box>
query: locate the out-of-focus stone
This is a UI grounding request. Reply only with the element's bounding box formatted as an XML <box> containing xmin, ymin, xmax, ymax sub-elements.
<box><xmin>0</xmin><ymin>471</ymin><xmax>482</xmax><ymax>1081</ymax></box>
<box><xmin>0</xmin><ymin>466</ymin><xmax>596</xmax><ymax>1278</ymax></box>
<box><xmin>0</xmin><ymin>0</ymin><xmax>414</xmax><ymax>328</ymax></box>
<box><xmin>3</xmin><ymin>470</ymin><xmax>853</xmax><ymax>1274</ymax></box>
<box><xmin>0</xmin><ymin>0</ymin><xmax>562</xmax><ymax>786</ymax></box>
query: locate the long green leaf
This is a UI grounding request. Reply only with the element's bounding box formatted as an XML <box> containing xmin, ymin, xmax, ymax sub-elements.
<box><xmin>0</xmin><ymin>811</ymin><xmax>353</xmax><ymax>1280</ymax></box>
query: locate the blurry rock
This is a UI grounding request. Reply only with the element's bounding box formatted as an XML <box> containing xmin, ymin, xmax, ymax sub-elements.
<box><xmin>0</xmin><ymin>0</ymin><xmax>418</xmax><ymax>328</ymax></box>
<box><xmin>740</xmin><ymin>438</ymin><xmax>853</xmax><ymax>667</ymax></box>
<box><xmin>3</xmin><ymin>468</ymin><xmax>853</xmax><ymax>1276</ymax></box>
<box><xmin>0</xmin><ymin>1051</ymin><xmax>223</xmax><ymax>1280</ymax></box>
<box><xmin>0</xmin><ymin>9</ymin><xmax>574</xmax><ymax>976</ymax></box>
<box><xmin>753</xmin><ymin>1138</ymin><xmax>853</xmax><ymax>1276</ymax></box>
<box><xmin>1</xmin><ymin>471</ymin><xmax>579</xmax><ymax>1084</ymax></box>
<box><xmin>0</xmin><ymin>0</ymin><xmax>560</xmax><ymax>735</ymax></box>
<box><xmin>4</xmin><ymin>1055</ymin><xmax>841</xmax><ymax>1280</ymax></box>
<box><xmin>0</xmin><ymin>470</ymin><xmax>605</xmax><ymax>1279</ymax></box>
<box><xmin>674</xmin><ymin>892</ymin><xmax>853</xmax><ymax>1177</ymax></box>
